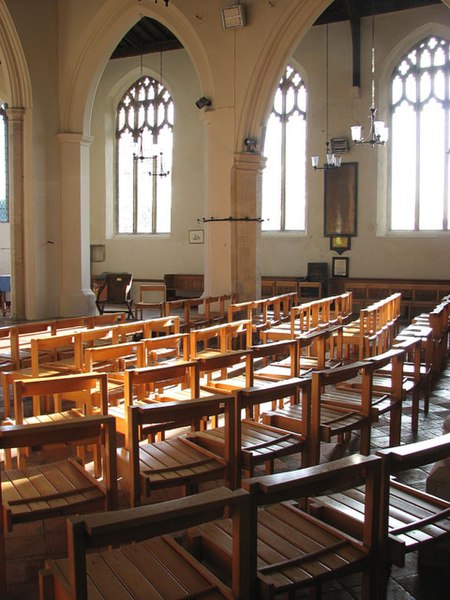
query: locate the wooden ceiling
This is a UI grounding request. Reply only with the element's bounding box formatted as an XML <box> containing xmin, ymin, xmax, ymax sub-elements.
<box><xmin>111</xmin><ymin>0</ymin><xmax>442</xmax><ymax>60</ymax></box>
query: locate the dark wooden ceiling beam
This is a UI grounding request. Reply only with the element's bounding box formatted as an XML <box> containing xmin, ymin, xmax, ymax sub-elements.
<box><xmin>343</xmin><ymin>0</ymin><xmax>361</xmax><ymax>88</ymax></box>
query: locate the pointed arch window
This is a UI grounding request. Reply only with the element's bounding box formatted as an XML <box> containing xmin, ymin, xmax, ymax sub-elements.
<box><xmin>0</xmin><ymin>104</ymin><xmax>8</xmax><ymax>223</ymax></box>
<box><xmin>390</xmin><ymin>35</ymin><xmax>450</xmax><ymax>231</ymax></box>
<box><xmin>262</xmin><ymin>65</ymin><xmax>306</xmax><ymax>232</ymax></box>
<box><xmin>116</xmin><ymin>75</ymin><xmax>173</xmax><ymax>234</ymax></box>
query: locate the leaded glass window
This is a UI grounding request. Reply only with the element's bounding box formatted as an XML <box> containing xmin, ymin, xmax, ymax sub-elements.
<box><xmin>390</xmin><ymin>36</ymin><xmax>450</xmax><ymax>231</ymax></box>
<box><xmin>116</xmin><ymin>76</ymin><xmax>173</xmax><ymax>234</ymax></box>
<box><xmin>262</xmin><ymin>65</ymin><xmax>306</xmax><ymax>232</ymax></box>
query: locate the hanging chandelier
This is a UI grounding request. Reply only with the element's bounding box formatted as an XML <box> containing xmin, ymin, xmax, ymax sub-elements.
<box><xmin>311</xmin><ymin>24</ymin><xmax>341</xmax><ymax>170</ymax></box>
<box><xmin>350</xmin><ymin>1</ymin><xmax>388</xmax><ymax>147</ymax></box>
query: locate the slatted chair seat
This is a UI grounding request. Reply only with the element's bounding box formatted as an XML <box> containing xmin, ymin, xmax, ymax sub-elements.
<box><xmin>120</xmin><ymin>394</ymin><xmax>235</xmax><ymax>507</ymax></box>
<box><xmin>264</xmin><ymin>362</ymin><xmax>375</xmax><ymax>465</ymax></box>
<box><xmin>190</xmin><ymin>454</ymin><xmax>382</xmax><ymax>599</ymax></box>
<box><xmin>128</xmin><ymin>436</ymin><xmax>227</xmax><ymax>495</ymax></box>
<box><xmin>307</xmin><ymin>434</ymin><xmax>450</xmax><ymax>596</ymax></box>
<box><xmin>1</xmin><ymin>458</ymin><xmax>106</xmax><ymax>527</ymax></box>
<box><xmin>188</xmin><ymin>379</ymin><xmax>311</xmax><ymax>486</ymax></box>
<box><xmin>40</xmin><ymin>486</ymin><xmax>252</xmax><ymax>600</ymax></box>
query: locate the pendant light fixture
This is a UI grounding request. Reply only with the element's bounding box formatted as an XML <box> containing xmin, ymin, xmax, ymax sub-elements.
<box><xmin>350</xmin><ymin>0</ymin><xmax>388</xmax><ymax>147</ymax></box>
<box><xmin>311</xmin><ymin>24</ymin><xmax>341</xmax><ymax>170</ymax></box>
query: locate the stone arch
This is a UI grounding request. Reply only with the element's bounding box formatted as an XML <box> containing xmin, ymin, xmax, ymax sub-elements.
<box><xmin>0</xmin><ymin>1</ymin><xmax>32</xmax><ymax>107</ymax></box>
<box><xmin>236</xmin><ymin>0</ymin><xmax>450</xmax><ymax>152</ymax></box>
<box><xmin>61</xmin><ymin>0</ymin><xmax>213</xmax><ymax>135</ymax></box>
<box><xmin>236</xmin><ymin>0</ymin><xmax>332</xmax><ymax>151</ymax></box>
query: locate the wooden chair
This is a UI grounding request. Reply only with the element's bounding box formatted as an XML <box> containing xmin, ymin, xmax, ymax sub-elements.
<box><xmin>251</xmin><ymin>338</ymin><xmax>300</xmax><ymax>382</ymax></box>
<box><xmin>192</xmin><ymin>454</ymin><xmax>382</xmax><ymax>599</ymax></box>
<box><xmin>265</xmin><ymin>362</ymin><xmax>375</xmax><ymax>465</ymax></box>
<box><xmin>119</xmin><ymin>393</ymin><xmax>235</xmax><ymax>507</ymax></box>
<box><xmin>146</xmin><ymin>314</ymin><xmax>181</xmax><ymax>336</ymax></box>
<box><xmin>1</xmin><ymin>331</ymin><xmax>85</xmax><ymax>420</ymax></box>
<box><xmin>111</xmin><ymin>319</ymin><xmax>151</xmax><ymax>343</ymax></box>
<box><xmin>87</xmin><ymin>312</ymin><xmax>127</xmax><ymax>327</ymax></box>
<box><xmin>83</xmin><ymin>339</ymin><xmax>146</xmax><ymax>393</ymax></box>
<box><xmin>143</xmin><ymin>331</ymin><xmax>190</xmax><ymax>365</ymax></box>
<box><xmin>8</xmin><ymin>321</ymin><xmax>54</xmax><ymax>369</ymax></box>
<box><xmin>134</xmin><ymin>282</ymin><xmax>166</xmax><ymax>319</ymax></box>
<box><xmin>110</xmin><ymin>361</ymin><xmax>200</xmax><ymax>444</ymax></box>
<box><xmin>11</xmin><ymin>372</ymin><xmax>110</xmax><ymax>475</ymax></box>
<box><xmin>95</xmin><ymin>272</ymin><xmax>134</xmax><ymax>320</ymax></box>
<box><xmin>308</xmin><ymin>434</ymin><xmax>450</xmax><ymax>597</ymax></box>
<box><xmin>39</xmin><ymin>486</ymin><xmax>252</xmax><ymax>600</ymax></box>
<box><xmin>335</xmin><ymin>346</ymin><xmax>408</xmax><ymax>447</ymax></box>
<box><xmin>187</xmin><ymin>378</ymin><xmax>311</xmax><ymax>487</ymax></box>
<box><xmin>394</xmin><ymin>325</ymin><xmax>433</xmax><ymax>432</ymax></box>
<box><xmin>205</xmin><ymin>294</ymin><xmax>233</xmax><ymax>324</ymax></box>
<box><xmin>185</xmin><ymin>297</ymin><xmax>210</xmax><ymax>330</ymax></box>
<box><xmin>0</xmin><ymin>414</ymin><xmax>117</xmax><ymax>600</ymax></box>
<box><xmin>164</xmin><ymin>298</ymin><xmax>189</xmax><ymax>332</ymax></box>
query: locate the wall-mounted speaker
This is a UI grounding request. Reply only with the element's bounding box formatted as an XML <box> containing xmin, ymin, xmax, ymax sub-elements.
<box><xmin>221</xmin><ymin>4</ymin><xmax>246</xmax><ymax>30</ymax></box>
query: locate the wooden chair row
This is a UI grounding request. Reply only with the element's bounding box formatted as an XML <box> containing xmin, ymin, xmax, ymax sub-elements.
<box><xmin>36</xmin><ymin>430</ymin><xmax>450</xmax><ymax>600</ymax></box>
<box><xmin>342</xmin><ymin>292</ymin><xmax>402</xmax><ymax>360</ymax></box>
<box><xmin>260</xmin><ymin>292</ymin><xmax>353</xmax><ymax>342</ymax></box>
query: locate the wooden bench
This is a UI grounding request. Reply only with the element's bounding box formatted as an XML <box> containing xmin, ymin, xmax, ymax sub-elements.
<box><xmin>39</xmin><ymin>486</ymin><xmax>252</xmax><ymax>600</ymax></box>
<box><xmin>261</xmin><ymin>276</ymin><xmax>322</xmax><ymax>301</ymax></box>
<box><xmin>164</xmin><ymin>273</ymin><xmax>204</xmax><ymax>299</ymax></box>
<box><xmin>334</xmin><ymin>277</ymin><xmax>450</xmax><ymax>320</ymax></box>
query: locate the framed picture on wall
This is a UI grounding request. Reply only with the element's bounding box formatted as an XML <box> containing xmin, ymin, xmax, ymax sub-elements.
<box><xmin>324</xmin><ymin>162</ymin><xmax>358</xmax><ymax>236</ymax></box>
<box><xmin>332</xmin><ymin>257</ymin><xmax>349</xmax><ymax>278</ymax></box>
<box><xmin>188</xmin><ymin>229</ymin><xmax>204</xmax><ymax>244</ymax></box>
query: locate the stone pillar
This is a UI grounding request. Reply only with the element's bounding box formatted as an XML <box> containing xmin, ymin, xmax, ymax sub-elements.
<box><xmin>7</xmin><ymin>107</ymin><xmax>26</xmax><ymax>319</ymax></box>
<box><xmin>58</xmin><ymin>133</ymin><xmax>97</xmax><ymax>316</ymax></box>
<box><xmin>230</xmin><ymin>152</ymin><xmax>265</xmax><ymax>301</ymax></box>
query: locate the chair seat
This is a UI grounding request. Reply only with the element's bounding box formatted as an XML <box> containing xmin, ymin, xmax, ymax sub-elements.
<box><xmin>188</xmin><ymin>420</ymin><xmax>305</xmax><ymax>471</ymax></box>
<box><xmin>263</xmin><ymin>400</ymin><xmax>369</xmax><ymax>442</ymax></box>
<box><xmin>195</xmin><ymin>500</ymin><xmax>368</xmax><ymax>596</ymax></box>
<box><xmin>46</xmin><ymin>534</ymin><xmax>231</xmax><ymax>599</ymax></box>
<box><xmin>309</xmin><ymin>478</ymin><xmax>450</xmax><ymax>568</ymax></box>
<box><xmin>1</xmin><ymin>457</ymin><xmax>105</xmax><ymax>530</ymax></box>
<box><xmin>117</xmin><ymin>436</ymin><xmax>226</xmax><ymax>495</ymax></box>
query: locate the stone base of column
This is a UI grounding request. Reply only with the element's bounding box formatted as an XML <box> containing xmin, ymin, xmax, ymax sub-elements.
<box><xmin>59</xmin><ymin>288</ymin><xmax>97</xmax><ymax>317</ymax></box>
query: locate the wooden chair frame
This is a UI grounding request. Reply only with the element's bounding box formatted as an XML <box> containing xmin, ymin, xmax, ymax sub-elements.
<box><xmin>39</xmin><ymin>487</ymin><xmax>252</xmax><ymax>600</ymax></box>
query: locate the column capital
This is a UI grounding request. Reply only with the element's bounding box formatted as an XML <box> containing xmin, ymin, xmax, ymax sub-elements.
<box><xmin>5</xmin><ymin>106</ymin><xmax>25</xmax><ymax>122</ymax></box>
<box><xmin>57</xmin><ymin>132</ymin><xmax>94</xmax><ymax>147</ymax></box>
<box><xmin>233</xmin><ymin>152</ymin><xmax>266</xmax><ymax>173</ymax></box>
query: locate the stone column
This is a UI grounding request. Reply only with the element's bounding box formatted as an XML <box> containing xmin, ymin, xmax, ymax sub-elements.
<box><xmin>230</xmin><ymin>152</ymin><xmax>266</xmax><ymax>301</ymax></box>
<box><xmin>7</xmin><ymin>107</ymin><xmax>26</xmax><ymax>319</ymax></box>
<box><xmin>58</xmin><ymin>133</ymin><xmax>97</xmax><ymax>316</ymax></box>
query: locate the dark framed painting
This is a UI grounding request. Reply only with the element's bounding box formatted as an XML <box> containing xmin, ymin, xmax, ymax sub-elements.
<box><xmin>324</xmin><ymin>162</ymin><xmax>358</xmax><ymax>237</ymax></box>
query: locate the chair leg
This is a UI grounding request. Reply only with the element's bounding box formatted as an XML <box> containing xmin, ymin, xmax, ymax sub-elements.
<box><xmin>0</xmin><ymin>527</ymin><xmax>7</xmax><ymax>600</ymax></box>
